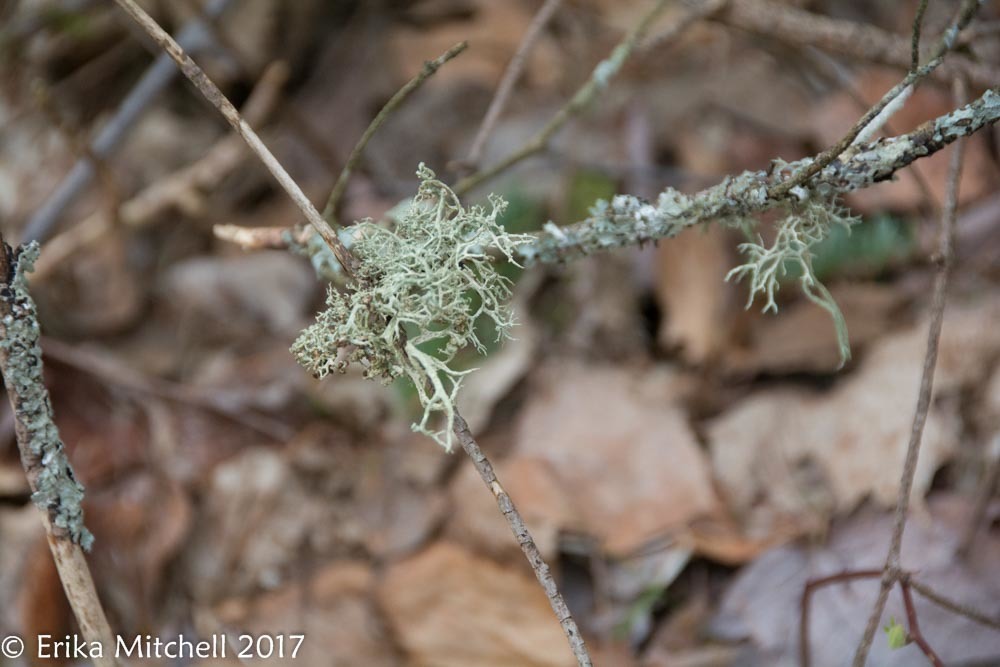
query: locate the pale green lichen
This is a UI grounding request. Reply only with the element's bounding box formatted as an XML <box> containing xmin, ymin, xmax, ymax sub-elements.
<box><xmin>725</xmin><ymin>197</ymin><xmax>858</xmax><ymax>367</ymax></box>
<box><xmin>292</xmin><ymin>165</ymin><xmax>531</xmax><ymax>450</ymax></box>
<box><xmin>0</xmin><ymin>242</ymin><xmax>93</xmax><ymax>550</ymax></box>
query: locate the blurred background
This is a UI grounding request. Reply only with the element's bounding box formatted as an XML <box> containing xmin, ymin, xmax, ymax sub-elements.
<box><xmin>1</xmin><ymin>0</ymin><xmax>1000</xmax><ymax>665</ymax></box>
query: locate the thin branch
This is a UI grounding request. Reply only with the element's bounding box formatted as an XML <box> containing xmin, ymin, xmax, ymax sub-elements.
<box><xmin>33</xmin><ymin>60</ymin><xmax>289</xmax><ymax>281</ymax></box>
<box><xmin>800</xmin><ymin>570</ymin><xmax>882</xmax><ymax>667</ymax></box>
<box><xmin>912</xmin><ymin>0</ymin><xmax>930</xmax><ymax>72</ymax></box>
<box><xmin>900</xmin><ymin>580</ymin><xmax>945</xmax><ymax>667</ymax></box>
<box><xmin>460</xmin><ymin>0</ymin><xmax>564</xmax><ymax>171</ymax></box>
<box><xmin>851</xmin><ymin>77</ymin><xmax>968</xmax><ymax>667</ymax></box>
<box><xmin>958</xmin><ymin>433</ymin><xmax>1000</xmax><ymax>558</ymax></box>
<box><xmin>769</xmin><ymin>0</ymin><xmax>980</xmax><ymax>200</ymax></box>
<box><xmin>109</xmin><ymin>0</ymin><xmax>359</xmax><ymax>276</ymax></box>
<box><xmin>22</xmin><ymin>0</ymin><xmax>233</xmax><ymax>243</ymax></box>
<box><xmin>0</xmin><ymin>239</ymin><xmax>119</xmax><ymax>667</ymax></box>
<box><xmin>453</xmin><ymin>0</ymin><xmax>727</xmax><ymax>196</ymax></box>
<box><xmin>321</xmin><ymin>41</ymin><xmax>468</xmax><ymax>226</ymax></box>
<box><xmin>908</xmin><ymin>577</ymin><xmax>1000</xmax><ymax>631</ymax></box>
<box><xmin>452</xmin><ymin>413</ymin><xmax>592</xmax><ymax>667</ymax></box>
<box><xmin>713</xmin><ymin>0</ymin><xmax>1000</xmax><ymax>89</ymax></box>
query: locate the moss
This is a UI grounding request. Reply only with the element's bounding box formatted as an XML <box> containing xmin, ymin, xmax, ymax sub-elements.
<box><xmin>0</xmin><ymin>242</ymin><xmax>93</xmax><ymax>550</ymax></box>
<box><xmin>292</xmin><ymin>165</ymin><xmax>531</xmax><ymax>449</ymax></box>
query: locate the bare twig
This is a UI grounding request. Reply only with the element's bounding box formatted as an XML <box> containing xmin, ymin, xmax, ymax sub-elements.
<box><xmin>911</xmin><ymin>0</ymin><xmax>930</xmax><ymax>72</ymax></box>
<box><xmin>32</xmin><ymin>61</ymin><xmax>289</xmax><ymax>281</ymax></box>
<box><xmin>800</xmin><ymin>570</ymin><xmax>882</xmax><ymax>667</ymax></box>
<box><xmin>958</xmin><ymin>433</ymin><xmax>1000</xmax><ymax>558</ymax></box>
<box><xmin>453</xmin><ymin>413</ymin><xmax>592</xmax><ymax>667</ymax></box>
<box><xmin>321</xmin><ymin>41</ymin><xmax>468</xmax><ymax>226</ymax></box>
<box><xmin>0</xmin><ymin>239</ymin><xmax>118</xmax><ymax>667</ymax></box>
<box><xmin>109</xmin><ymin>0</ymin><xmax>359</xmax><ymax>276</ymax></box>
<box><xmin>459</xmin><ymin>0</ymin><xmax>564</xmax><ymax>171</ymax></box>
<box><xmin>22</xmin><ymin>0</ymin><xmax>233</xmax><ymax>243</ymax></box>
<box><xmin>851</xmin><ymin>77</ymin><xmax>968</xmax><ymax>667</ymax></box>
<box><xmin>900</xmin><ymin>580</ymin><xmax>945</xmax><ymax>667</ymax></box>
<box><xmin>908</xmin><ymin>577</ymin><xmax>1000</xmax><ymax>632</ymax></box>
<box><xmin>714</xmin><ymin>0</ymin><xmax>1000</xmax><ymax>89</ymax></box>
<box><xmin>453</xmin><ymin>0</ymin><xmax>727</xmax><ymax>196</ymax></box>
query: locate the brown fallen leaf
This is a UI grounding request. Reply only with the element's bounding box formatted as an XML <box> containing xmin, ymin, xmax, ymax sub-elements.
<box><xmin>207</xmin><ymin>561</ymin><xmax>396</xmax><ymax>667</ymax></box>
<box><xmin>709</xmin><ymin>296</ymin><xmax>1000</xmax><ymax>539</ymax></box>
<box><xmin>513</xmin><ymin>362</ymin><xmax>718</xmax><ymax>556</ymax></box>
<box><xmin>722</xmin><ymin>283</ymin><xmax>904</xmax><ymax>376</ymax></box>
<box><xmin>378</xmin><ymin>541</ymin><xmax>576</xmax><ymax>667</ymax></box>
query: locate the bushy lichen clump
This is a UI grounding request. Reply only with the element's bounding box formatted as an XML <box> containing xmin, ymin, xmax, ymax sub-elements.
<box><xmin>0</xmin><ymin>242</ymin><xmax>93</xmax><ymax>549</ymax></box>
<box><xmin>292</xmin><ymin>165</ymin><xmax>530</xmax><ymax>449</ymax></box>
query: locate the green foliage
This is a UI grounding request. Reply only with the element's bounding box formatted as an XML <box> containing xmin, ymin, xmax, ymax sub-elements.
<box><xmin>292</xmin><ymin>165</ymin><xmax>531</xmax><ymax>449</ymax></box>
<box><xmin>883</xmin><ymin>616</ymin><xmax>909</xmax><ymax>650</ymax></box>
<box><xmin>725</xmin><ymin>196</ymin><xmax>859</xmax><ymax>367</ymax></box>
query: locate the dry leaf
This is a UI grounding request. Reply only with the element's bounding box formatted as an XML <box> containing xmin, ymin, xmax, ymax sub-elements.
<box><xmin>513</xmin><ymin>362</ymin><xmax>718</xmax><ymax>555</ymax></box>
<box><xmin>379</xmin><ymin>542</ymin><xmax>576</xmax><ymax>667</ymax></box>
<box><xmin>709</xmin><ymin>297</ymin><xmax>1000</xmax><ymax>537</ymax></box>
<box><xmin>208</xmin><ymin>561</ymin><xmax>396</xmax><ymax>667</ymax></box>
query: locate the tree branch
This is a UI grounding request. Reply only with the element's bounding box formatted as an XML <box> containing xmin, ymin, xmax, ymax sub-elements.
<box><xmin>851</xmin><ymin>77</ymin><xmax>969</xmax><ymax>667</ymax></box>
<box><xmin>518</xmin><ymin>87</ymin><xmax>998</xmax><ymax>265</ymax></box>
<box><xmin>458</xmin><ymin>0</ymin><xmax>564</xmax><ymax>172</ymax></box>
<box><xmin>452</xmin><ymin>0</ymin><xmax>727</xmax><ymax>196</ymax></box>
<box><xmin>453</xmin><ymin>413</ymin><xmax>592</xmax><ymax>667</ymax></box>
<box><xmin>109</xmin><ymin>0</ymin><xmax>359</xmax><ymax>276</ymax></box>
<box><xmin>0</xmin><ymin>239</ymin><xmax>118</xmax><ymax>667</ymax></box>
<box><xmin>321</xmin><ymin>41</ymin><xmax>468</xmax><ymax>227</ymax></box>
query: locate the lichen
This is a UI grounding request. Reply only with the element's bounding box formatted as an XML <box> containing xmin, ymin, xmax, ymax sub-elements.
<box><xmin>725</xmin><ymin>197</ymin><xmax>858</xmax><ymax>367</ymax></box>
<box><xmin>291</xmin><ymin>165</ymin><xmax>530</xmax><ymax>450</ymax></box>
<box><xmin>0</xmin><ymin>242</ymin><xmax>93</xmax><ymax>550</ymax></box>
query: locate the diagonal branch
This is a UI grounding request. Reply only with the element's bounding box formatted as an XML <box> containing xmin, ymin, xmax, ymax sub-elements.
<box><xmin>321</xmin><ymin>41</ymin><xmax>468</xmax><ymax>227</ymax></box>
<box><xmin>109</xmin><ymin>0</ymin><xmax>359</xmax><ymax>276</ymax></box>
<box><xmin>453</xmin><ymin>413</ymin><xmax>592</xmax><ymax>666</ymax></box>
<box><xmin>459</xmin><ymin>0</ymin><xmax>564</xmax><ymax>171</ymax></box>
<box><xmin>452</xmin><ymin>0</ymin><xmax>727</xmax><ymax>196</ymax></box>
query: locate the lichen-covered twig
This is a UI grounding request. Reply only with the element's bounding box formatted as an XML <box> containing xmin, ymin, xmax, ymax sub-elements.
<box><xmin>321</xmin><ymin>41</ymin><xmax>468</xmax><ymax>227</ymax></box>
<box><xmin>110</xmin><ymin>0</ymin><xmax>359</xmax><ymax>276</ymax></box>
<box><xmin>851</xmin><ymin>78</ymin><xmax>969</xmax><ymax>667</ymax></box>
<box><xmin>768</xmin><ymin>0</ymin><xmax>982</xmax><ymax>201</ymax></box>
<box><xmin>453</xmin><ymin>0</ymin><xmax>727</xmax><ymax>196</ymax></box>
<box><xmin>459</xmin><ymin>0</ymin><xmax>564</xmax><ymax>171</ymax></box>
<box><xmin>518</xmin><ymin>87</ymin><xmax>1000</xmax><ymax>265</ymax></box>
<box><xmin>0</xmin><ymin>239</ymin><xmax>118</xmax><ymax>667</ymax></box>
<box><xmin>453</xmin><ymin>413</ymin><xmax>592</xmax><ymax>666</ymax></box>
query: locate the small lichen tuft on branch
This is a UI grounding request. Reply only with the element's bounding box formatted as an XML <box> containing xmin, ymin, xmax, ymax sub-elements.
<box><xmin>0</xmin><ymin>242</ymin><xmax>93</xmax><ymax>550</ymax></box>
<box><xmin>291</xmin><ymin>165</ymin><xmax>531</xmax><ymax>450</ymax></box>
